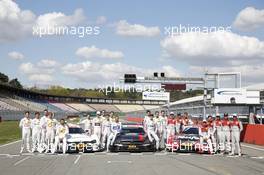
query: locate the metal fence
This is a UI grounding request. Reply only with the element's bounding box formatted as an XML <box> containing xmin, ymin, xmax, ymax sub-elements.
<box><xmin>0</xmin><ymin>110</ymin><xmax>78</xmax><ymax>121</ymax></box>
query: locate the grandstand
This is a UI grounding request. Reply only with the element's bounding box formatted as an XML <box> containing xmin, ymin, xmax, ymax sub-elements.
<box><xmin>49</xmin><ymin>102</ymin><xmax>79</xmax><ymax>113</ymax></box>
<box><xmin>89</xmin><ymin>104</ymin><xmax>120</xmax><ymax>112</ymax></box>
<box><xmin>66</xmin><ymin>103</ymin><xmax>95</xmax><ymax>112</ymax></box>
<box><xmin>0</xmin><ymin>100</ymin><xmax>20</xmax><ymax>111</ymax></box>
<box><xmin>0</xmin><ymin>83</ymin><xmax>163</xmax><ymax>120</ymax></box>
<box><xmin>115</xmin><ymin>104</ymin><xmax>144</xmax><ymax>113</ymax></box>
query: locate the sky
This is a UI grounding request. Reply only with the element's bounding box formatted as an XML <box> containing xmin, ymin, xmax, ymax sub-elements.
<box><xmin>0</xmin><ymin>0</ymin><xmax>264</xmax><ymax>89</ymax></box>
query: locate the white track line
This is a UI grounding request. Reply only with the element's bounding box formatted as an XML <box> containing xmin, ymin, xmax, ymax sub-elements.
<box><xmin>107</xmin><ymin>160</ymin><xmax>132</xmax><ymax>164</ymax></box>
<box><xmin>13</xmin><ymin>157</ymin><xmax>30</xmax><ymax>166</ymax></box>
<box><xmin>177</xmin><ymin>153</ymin><xmax>191</xmax><ymax>156</ymax></box>
<box><xmin>0</xmin><ymin>140</ymin><xmax>21</xmax><ymax>148</ymax></box>
<box><xmin>74</xmin><ymin>155</ymin><xmax>81</xmax><ymax>164</ymax></box>
<box><xmin>131</xmin><ymin>153</ymin><xmax>143</xmax><ymax>156</ymax></box>
<box><xmin>241</xmin><ymin>144</ymin><xmax>264</xmax><ymax>152</ymax></box>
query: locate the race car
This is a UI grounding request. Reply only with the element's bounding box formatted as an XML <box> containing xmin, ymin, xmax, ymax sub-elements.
<box><xmin>66</xmin><ymin>124</ymin><xmax>100</xmax><ymax>153</ymax></box>
<box><xmin>109</xmin><ymin>123</ymin><xmax>156</xmax><ymax>152</ymax></box>
<box><xmin>166</xmin><ymin>126</ymin><xmax>201</xmax><ymax>153</ymax></box>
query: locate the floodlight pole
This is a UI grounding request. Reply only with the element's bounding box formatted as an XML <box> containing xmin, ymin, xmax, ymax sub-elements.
<box><xmin>203</xmin><ymin>78</ymin><xmax>207</xmax><ymax>120</ymax></box>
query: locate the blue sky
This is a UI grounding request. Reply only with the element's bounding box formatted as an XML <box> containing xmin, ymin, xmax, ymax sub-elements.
<box><xmin>1</xmin><ymin>0</ymin><xmax>264</xmax><ymax>88</ymax></box>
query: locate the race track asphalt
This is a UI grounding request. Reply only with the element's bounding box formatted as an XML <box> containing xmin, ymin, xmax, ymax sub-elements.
<box><xmin>0</xmin><ymin>141</ymin><xmax>264</xmax><ymax>175</ymax></box>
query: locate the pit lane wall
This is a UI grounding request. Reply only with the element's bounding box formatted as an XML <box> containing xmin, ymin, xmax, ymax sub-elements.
<box><xmin>241</xmin><ymin>124</ymin><xmax>264</xmax><ymax>146</ymax></box>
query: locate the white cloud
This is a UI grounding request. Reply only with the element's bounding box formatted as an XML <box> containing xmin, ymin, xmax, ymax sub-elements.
<box><xmin>62</xmin><ymin>61</ymin><xmax>139</xmax><ymax>82</ymax></box>
<box><xmin>161</xmin><ymin>31</ymin><xmax>264</xmax><ymax>66</ymax></box>
<box><xmin>0</xmin><ymin>0</ymin><xmax>86</xmax><ymax>42</ymax></box>
<box><xmin>116</xmin><ymin>20</ymin><xmax>160</xmax><ymax>37</ymax></box>
<box><xmin>76</xmin><ymin>46</ymin><xmax>124</xmax><ymax>59</ymax></box>
<box><xmin>96</xmin><ymin>16</ymin><xmax>107</xmax><ymax>25</ymax></box>
<box><xmin>35</xmin><ymin>8</ymin><xmax>85</xmax><ymax>28</ymax></box>
<box><xmin>8</xmin><ymin>51</ymin><xmax>24</xmax><ymax>60</ymax></box>
<box><xmin>0</xmin><ymin>0</ymin><xmax>36</xmax><ymax>42</ymax></box>
<box><xmin>28</xmin><ymin>74</ymin><xmax>53</xmax><ymax>82</ymax></box>
<box><xmin>19</xmin><ymin>59</ymin><xmax>57</xmax><ymax>83</ymax></box>
<box><xmin>37</xmin><ymin>59</ymin><xmax>58</xmax><ymax>68</ymax></box>
<box><xmin>161</xmin><ymin>65</ymin><xmax>181</xmax><ymax>77</ymax></box>
<box><xmin>190</xmin><ymin>64</ymin><xmax>264</xmax><ymax>85</ymax></box>
<box><xmin>61</xmin><ymin>61</ymin><xmax>181</xmax><ymax>84</ymax></box>
<box><xmin>233</xmin><ymin>7</ymin><xmax>264</xmax><ymax>31</ymax></box>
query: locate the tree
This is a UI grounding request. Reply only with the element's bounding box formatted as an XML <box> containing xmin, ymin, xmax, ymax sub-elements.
<box><xmin>48</xmin><ymin>86</ymin><xmax>71</xmax><ymax>96</ymax></box>
<box><xmin>105</xmin><ymin>87</ymin><xmax>116</xmax><ymax>98</ymax></box>
<box><xmin>0</xmin><ymin>72</ymin><xmax>9</xmax><ymax>83</ymax></box>
<box><xmin>9</xmin><ymin>78</ymin><xmax>23</xmax><ymax>88</ymax></box>
<box><xmin>124</xmin><ymin>88</ymin><xmax>140</xmax><ymax>99</ymax></box>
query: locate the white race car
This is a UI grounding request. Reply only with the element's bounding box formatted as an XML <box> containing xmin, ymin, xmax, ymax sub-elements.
<box><xmin>66</xmin><ymin>124</ymin><xmax>100</xmax><ymax>153</ymax></box>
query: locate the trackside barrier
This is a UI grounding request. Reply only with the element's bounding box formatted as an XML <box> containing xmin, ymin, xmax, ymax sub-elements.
<box><xmin>241</xmin><ymin>124</ymin><xmax>264</xmax><ymax>146</ymax></box>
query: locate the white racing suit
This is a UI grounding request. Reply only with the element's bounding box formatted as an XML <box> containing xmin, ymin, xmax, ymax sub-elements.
<box><xmin>230</xmin><ymin>120</ymin><xmax>243</xmax><ymax>155</ymax></box>
<box><xmin>31</xmin><ymin>118</ymin><xmax>41</xmax><ymax>152</ymax></box>
<box><xmin>92</xmin><ymin>117</ymin><xmax>103</xmax><ymax>143</ymax></box>
<box><xmin>166</xmin><ymin>118</ymin><xmax>175</xmax><ymax>144</ymax></box>
<box><xmin>102</xmin><ymin>120</ymin><xmax>111</xmax><ymax>147</ymax></box>
<box><xmin>19</xmin><ymin>117</ymin><xmax>32</xmax><ymax>153</ymax></box>
<box><xmin>80</xmin><ymin>119</ymin><xmax>92</xmax><ymax>136</ymax></box>
<box><xmin>46</xmin><ymin>118</ymin><xmax>57</xmax><ymax>152</ymax></box>
<box><xmin>208</xmin><ymin>122</ymin><xmax>216</xmax><ymax>152</ymax></box>
<box><xmin>40</xmin><ymin>116</ymin><xmax>47</xmax><ymax>144</ymax></box>
<box><xmin>213</xmin><ymin>120</ymin><xmax>223</xmax><ymax>152</ymax></box>
<box><xmin>222</xmin><ymin>120</ymin><xmax>231</xmax><ymax>153</ymax></box>
<box><xmin>154</xmin><ymin>117</ymin><xmax>162</xmax><ymax>147</ymax></box>
<box><xmin>52</xmin><ymin>124</ymin><xmax>69</xmax><ymax>154</ymax></box>
<box><xmin>146</xmin><ymin>119</ymin><xmax>160</xmax><ymax>150</ymax></box>
<box><xmin>143</xmin><ymin>116</ymin><xmax>150</xmax><ymax>132</ymax></box>
<box><xmin>158</xmin><ymin>116</ymin><xmax>167</xmax><ymax>149</ymax></box>
<box><xmin>107</xmin><ymin>122</ymin><xmax>122</xmax><ymax>152</ymax></box>
<box><xmin>199</xmin><ymin>126</ymin><xmax>213</xmax><ymax>154</ymax></box>
<box><xmin>175</xmin><ymin>119</ymin><xmax>182</xmax><ymax>134</ymax></box>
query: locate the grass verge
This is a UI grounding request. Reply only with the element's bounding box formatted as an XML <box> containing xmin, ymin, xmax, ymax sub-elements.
<box><xmin>0</xmin><ymin>120</ymin><xmax>21</xmax><ymax>145</ymax></box>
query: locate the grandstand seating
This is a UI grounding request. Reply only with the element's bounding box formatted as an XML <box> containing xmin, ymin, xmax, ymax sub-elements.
<box><xmin>12</xmin><ymin>98</ymin><xmax>47</xmax><ymax>111</ymax></box>
<box><xmin>33</xmin><ymin>100</ymin><xmax>63</xmax><ymax>112</ymax></box>
<box><xmin>0</xmin><ymin>83</ymin><xmax>167</xmax><ymax>120</ymax></box>
<box><xmin>0</xmin><ymin>100</ymin><xmax>20</xmax><ymax>111</ymax></box>
<box><xmin>0</xmin><ymin>96</ymin><xmax>27</xmax><ymax>111</ymax></box>
<box><xmin>66</xmin><ymin>103</ymin><xmax>95</xmax><ymax>112</ymax></box>
<box><xmin>88</xmin><ymin>104</ymin><xmax>120</xmax><ymax>112</ymax></box>
<box><xmin>114</xmin><ymin>104</ymin><xmax>144</xmax><ymax>112</ymax></box>
<box><xmin>143</xmin><ymin>105</ymin><xmax>160</xmax><ymax>110</ymax></box>
<box><xmin>49</xmin><ymin>102</ymin><xmax>79</xmax><ymax>113</ymax></box>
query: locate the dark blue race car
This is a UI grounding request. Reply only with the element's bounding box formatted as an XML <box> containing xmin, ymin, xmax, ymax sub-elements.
<box><xmin>109</xmin><ymin>123</ymin><xmax>156</xmax><ymax>152</ymax></box>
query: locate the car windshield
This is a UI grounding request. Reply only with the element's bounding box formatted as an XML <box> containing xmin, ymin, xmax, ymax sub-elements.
<box><xmin>121</xmin><ymin>127</ymin><xmax>145</xmax><ymax>135</ymax></box>
<box><xmin>69</xmin><ymin>127</ymin><xmax>85</xmax><ymax>134</ymax></box>
<box><xmin>182</xmin><ymin>127</ymin><xmax>199</xmax><ymax>135</ymax></box>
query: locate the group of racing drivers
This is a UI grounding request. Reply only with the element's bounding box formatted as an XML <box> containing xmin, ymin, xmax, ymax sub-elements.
<box><xmin>143</xmin><ymin>110</ymin><xmax>243</xmax><ymax>156</ymax></box>
<box><xmin>19</xmin><ymin>109</ymin><xmax>122</xmax><ymax>154</ymax></box>
<box><xmin>79</xmin><ymin>110</ymin><xmax>122</xmax><ymax>152</ymax></box>
<box><xmin>19</xmin><ymin>109</ymin><xmax>243</xmax><ymax>156</ymax></box>
<box><xmin>19</xmin><ymin>109</ymin><xmax>69</xmax><ymax>154</ymax></box>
